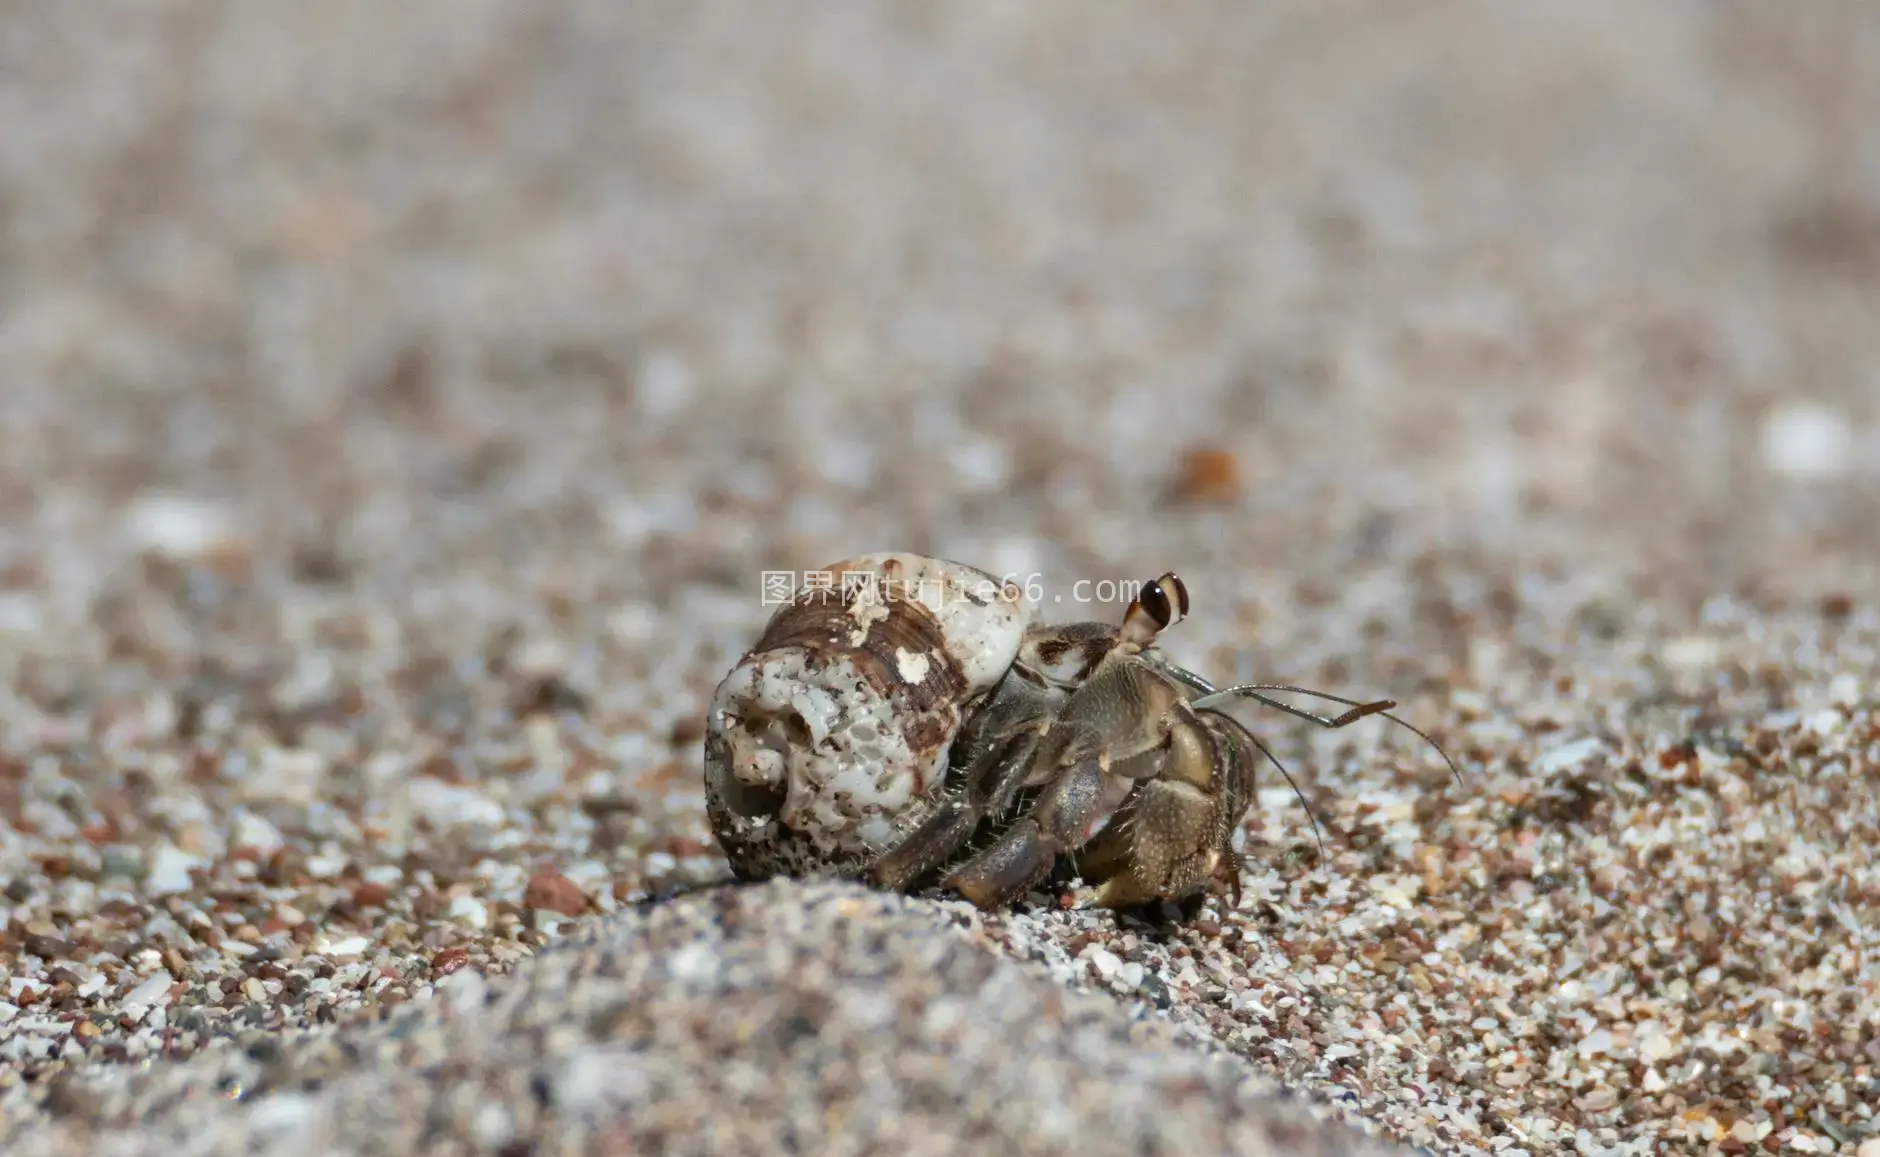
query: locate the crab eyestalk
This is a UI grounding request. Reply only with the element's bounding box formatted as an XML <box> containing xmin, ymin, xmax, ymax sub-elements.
<box><xmin>1119</xmin><ymin>572</ymin><xmax>1187</xmax><ymax>650</ymax></box>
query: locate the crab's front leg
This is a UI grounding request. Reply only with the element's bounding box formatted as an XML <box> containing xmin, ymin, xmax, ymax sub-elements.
<box><xmin>1079</xmin><ymin>708</ymin><xmax>1257</xmax><ymax>909</ymax></box>
<box><xmin>942</xmin><ymin>723</ymin><xmax>1126</xmax><ymax>907</ymax></box>
<box><xmin>943</xmin><ymin>662</ymin><xmax>1176</xmax><ymax>908</ymax></box>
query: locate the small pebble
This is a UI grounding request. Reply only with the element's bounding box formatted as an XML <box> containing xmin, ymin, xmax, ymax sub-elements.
<box><xmin>231</xmin><ymin>810</ymin><xmax>286</xmax><ymax>855</ymax></box>
<box><xmin>122</xmin><ymin>494</ymin><xmax>243</xmax><ymax>559</ymax></box>
<box><xmin>123</xmin><ymin>972</ymin><xmax>174</xmax><ymax>1014</ymax></box>
<box><xmin>1759</xmin><ymin>401</ymin><xmax>1853</xmax><ymax>479</ymax></box>
<box><xmin>144</xmin><ymin>846</ymin><xmax>200</xmax><ymax>896</ymax></box>
<box><xmin>448</xmin><ymin>897</ymin><xmax>490</xmax><ymax>930</ymax></box>
<box><xmin>101</xmin><ymin>845</ymin><xmax>145</xmax><ymax>878</ymax></box>
<box><xmin>523</xmin><ymin>871</ymin><xmax>589</xmax><ymax>917</ymax></box>
<box><xmin>1167</xmin><ymin>444</ymin><xmax>1242</xmax><ymax>504</ymax></box>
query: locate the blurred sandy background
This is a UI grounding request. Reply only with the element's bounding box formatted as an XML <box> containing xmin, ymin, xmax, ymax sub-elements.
<box><xmin>4</xmin><ymin>2</ymin><xmax>1877</xmax><ymax>617</ymax></box>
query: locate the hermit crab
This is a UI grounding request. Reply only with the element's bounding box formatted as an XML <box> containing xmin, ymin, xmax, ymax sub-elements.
<box><xmin>702</xmin><ymin>552</ymin><xmax>1460</xmax><ymax>912</ymax></box>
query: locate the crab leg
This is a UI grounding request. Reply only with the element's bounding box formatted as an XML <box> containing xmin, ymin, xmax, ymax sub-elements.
<box><xmin>943</xmin><ymin>714</ymin><xmax>1165</xmax><ymax>908</ymax></box>
<box><xmin>867</xmin><ymin>720</ymin><xmax>1047</xmax><ymax>891</ymax></box>
<box><xmin>944</xmin><ymin>744</ymin><xmax>1108</xmax><ymax>908</ymax></box>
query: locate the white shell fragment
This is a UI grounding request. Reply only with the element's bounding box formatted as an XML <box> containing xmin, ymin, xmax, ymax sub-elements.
<box><xmin>703</xmin><ymin>553</ymin><xmax>1035</xmax><ymax>879</ymax></box>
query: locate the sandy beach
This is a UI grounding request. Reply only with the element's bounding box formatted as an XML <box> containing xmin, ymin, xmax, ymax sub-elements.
<box><xmin>1</xmin><ymin>4</ymin><xmax>1877</xmax><ymax>1153</ymax></box>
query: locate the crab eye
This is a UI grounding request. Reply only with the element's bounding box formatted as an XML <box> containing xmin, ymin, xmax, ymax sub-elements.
<box><xmin>1140</xmin><ymin>581</ymin><xmax>1173</xmax><ymax>628</ymax></box>
<box><xmin>1139</xmin><ymin>573</ymin><xmax>1188</xmax><ymax>629</ymax></box>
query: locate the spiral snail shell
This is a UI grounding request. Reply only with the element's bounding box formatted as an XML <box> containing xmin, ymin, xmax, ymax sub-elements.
<box><xmin>703</xmin><ymin>553</ymin><xmax>1034</xmax><ymax>880</ymax></box>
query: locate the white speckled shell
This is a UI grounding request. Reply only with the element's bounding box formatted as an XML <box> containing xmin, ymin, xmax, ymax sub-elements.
<box><xmin>704</xmin><ymin>552</ymin><xmax>1035</xmax><ymax>879</ymax></box>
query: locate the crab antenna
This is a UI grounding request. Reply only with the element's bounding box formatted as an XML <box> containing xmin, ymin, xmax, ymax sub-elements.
<box><xmin>1192</xmin><ymin>682</ymin><xmax>1465</xmax><ymax>787</ymax></box>
<box><xmin>1239</xmin><ymin>728</ymin><xmax>1328</xmax><ymax>861</ymax></box>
